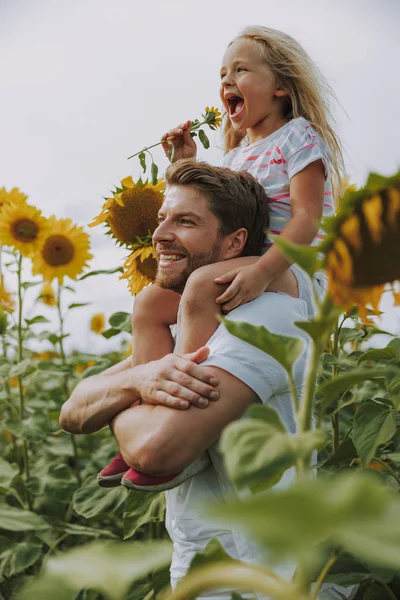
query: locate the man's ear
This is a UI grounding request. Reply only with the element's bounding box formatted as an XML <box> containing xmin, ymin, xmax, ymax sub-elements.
<box><xmin>221</xmin><ymin>228</ymin><xmax>248</xmax><ymax>260</ymax></box>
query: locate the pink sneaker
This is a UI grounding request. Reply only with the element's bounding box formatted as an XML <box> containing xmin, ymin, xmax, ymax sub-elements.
<box><xmin>97</xmin><ymin>452</ymin><xmax>129</xmax><ymax>488</ymax></box>
<box><xmin>121</xmin><ymin>453</ymin><xmax>211</xmax><ymax>492</ymax></box>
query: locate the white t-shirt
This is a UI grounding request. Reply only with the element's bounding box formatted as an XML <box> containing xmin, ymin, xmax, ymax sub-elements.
<box><xmin>166</xmin><ymin>291</ymin><xmax>309</xmax><ymax>598</ymax></box>
<box><xmin>222</xmin><ymin>117</ymin><xmax>334</xmax><ymax>251</ymax></box>
<box><xmin>166</xmin><ymin>292</ymin><xmax>356</xmax><ymax>600</ymax></box>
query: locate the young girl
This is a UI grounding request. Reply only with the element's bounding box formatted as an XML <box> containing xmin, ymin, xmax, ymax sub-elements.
<box><xmin>97</xmin><ymin>25</ymin><xmax>345</xmax><ymax>490</ymax></box>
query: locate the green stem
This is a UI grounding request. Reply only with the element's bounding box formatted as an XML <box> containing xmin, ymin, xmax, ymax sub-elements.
<box><xmin>40</xmin><ymin>533</ymin><xmax>69</xmax><ymax>573</ymax></box>
<box><xmin>310</xmin><ymin>552</ymin><xmax>338</xmax><ymax>600</ymax></box>
<box><xmin>57</xmin><ymin>283</ymin><xmax>81</xmax><ymax>486</ymax></box>
<box><xmin>372</xmin><ymin>579</ymin><xmax>397</xmax><ymax>600</ymax></box>
<box><xmin>17</xmin><ymin>255</ymin><xmax>31</xmax><ymax>507</ymax></box>
<box><xmin>168</xmin><ymin>563</ymin><xmax>310</xmax><ymax>600</ymax></box>
<box><xmin>127</xmin><ymin>117</ymin><xmax>210</xmax><ymax>160</ymax></box>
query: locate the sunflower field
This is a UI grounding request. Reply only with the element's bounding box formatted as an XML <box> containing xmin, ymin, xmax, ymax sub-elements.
<box><xmin>1</xmin><ymin>168</ymin><xmax>400</xmax><ymax>600</ymax></box>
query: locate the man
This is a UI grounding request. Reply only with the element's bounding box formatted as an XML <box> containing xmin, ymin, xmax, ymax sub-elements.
<box><xmin>60</xmin><ymin>160</ymin><xmax>350</xmax><ymax>599</ymax></box>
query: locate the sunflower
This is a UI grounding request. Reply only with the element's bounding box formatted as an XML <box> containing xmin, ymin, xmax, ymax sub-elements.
<box><xmin>38</xmin><ymin>281</ymin><xmax>57</xmax><ymax>307</ymax></box>
<box><xmin>204</xmin><ymin>106</ymin><xmax>222</xmax><ymax>129</ymax></box>
<box><xmin>31</xmin><ymin>216</ymin><xmax>93</xmax><ymax>284</ymax></box>
<box><xmin>120</xmin><ymin>244</ymin><xmax>157</xmax><ymax>295</ymax></box>
<box><xmin>90</xmin><ymin>313</ymin><xmax>106</xmax><ymax>334</ymax></box>
<box><xmin>323</xmin><ymin>170</ymin><xmax>400</xmax><ymax>320</ymax></box>
<box><xmin>89</xmin><ymin>177</ymin><xmax>164</xmax><ymax>248</ymax></box>
<box><xmin>0</xmin><ymin>202</ymin><xmax>49</xmax><ymax>257</ymax></box>
<box><xmin>0</xmin><ymin>276</ymin><xmax>14</xmax><ymax>313</ymax></box>
<box><xmin>0</xmin><ymin>187</ymin><xmax>27</xmax><ymax>214</ymax></box>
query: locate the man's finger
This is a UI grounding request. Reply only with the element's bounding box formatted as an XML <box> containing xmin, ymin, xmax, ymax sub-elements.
<box><xmin>175</xmin><ymin>356</ymin><xmax>219</xmax><ymax>387</ymax></box>
<box><xmin>150</xmin><ymin>389</ymin><xmax>190</xmax><ymax>410</ymax></box>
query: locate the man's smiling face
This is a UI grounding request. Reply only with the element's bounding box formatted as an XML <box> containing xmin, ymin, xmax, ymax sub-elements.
<box><xmin>153</xmin><ymin>185</ymin><xmax>223</xmax><ymax>293</ymax></box>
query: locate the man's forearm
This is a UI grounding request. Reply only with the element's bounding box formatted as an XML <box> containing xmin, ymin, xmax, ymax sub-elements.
<box><xmin>60</xmin><ymin>360</ymin><xmax>139</xmax><ymax>434</ymax></box>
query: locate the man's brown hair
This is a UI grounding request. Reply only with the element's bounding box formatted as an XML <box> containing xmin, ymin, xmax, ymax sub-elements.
<box><xmin>165</xmin><ymin>159</ymin><xmax>269</xmax><ymax>256</ymax></box>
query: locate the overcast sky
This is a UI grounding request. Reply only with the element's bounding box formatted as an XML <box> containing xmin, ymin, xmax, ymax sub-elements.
<box><xmin>1</xmin><ymin>0</ymin><xmax>399</xmax><ymax>353</ymax></box>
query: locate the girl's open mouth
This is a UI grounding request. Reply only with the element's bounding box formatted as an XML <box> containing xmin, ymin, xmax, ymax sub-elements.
<box><xmin>227</xmin><ymin>95</ymin><xmax>245</xmax><ymax>118</ymax></box>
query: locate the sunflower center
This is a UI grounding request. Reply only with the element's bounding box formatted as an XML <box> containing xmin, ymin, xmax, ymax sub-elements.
<box><xmin>11</xmin><ymin>219</ymin><xmax>39</xmax><ymax>242</ymax></box>
<box><xmin>42</xmin><ymin>235</ymin><xmax>75</xmax><ymax>266</ymax></box>
<box><xmin>108</xmin><ymin>187</ymin><xmax>163</xmax><ymax>245</ymax></box>
<box><xmin>137</xmin><ymin>255</ymin><xmax>157</xmax><ymax>279</ymax></box>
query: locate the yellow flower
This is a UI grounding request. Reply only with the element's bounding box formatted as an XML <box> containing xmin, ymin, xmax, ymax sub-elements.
<box><xmin>39</xmin><ymin>281</ymin><xmax>57</xmax><ymax>307</ymax></box>
<box><xmin>90</xmin><ymin>313</ymin><xmax>106</xmax><ymax>334</ymax></box>
<box><xmin>0</xmin><ymin>187</ymin><xmax>28</xmax><ymax>214</ymax></box>
<box><xmin>32</xmin><ymin>216</ymin><xmax>93</xmax><ymax>284</ymax></box>
<box><xmin>8</xmin><ymin>377</ymin><xmax>19</xmax><ymax>388</ymax></box>
<box><xmin>120</xmin><ymin>244</ymin><xmax>157</xmax><ymax>295</ymax></box>
<box><xmin>0</xmin><ymin>276</ymin><xmax>14</xmax><ymax>313</ymax></box>
<box><xmin>89</xmin><ymin>178</ymin><xmax>165</xmax><ymax>248</ymax></box>
<box><xmin>124</xmin><ymin>342</ymin><xmax>132</xmax><ymax>357</ymax></box>
<box><xmin>324</xmin><ymin>170</ymin><xmax>400</xmax><ymax>321</ymax></box>
<box><xmin>0</xmin><ymin>202</ymin><xmax>49</xmax><ymax>257</ymax></box>
<box><xmin>205</xmin><ymin>106</ymin><xmax>222</xmax><ymax>129</ymax></box>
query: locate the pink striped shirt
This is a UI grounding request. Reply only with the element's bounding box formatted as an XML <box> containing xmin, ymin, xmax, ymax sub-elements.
<box><xmin>222</xmin><ymin>117</ymin><xmax>334</xmax><ymax>250</ymax></box>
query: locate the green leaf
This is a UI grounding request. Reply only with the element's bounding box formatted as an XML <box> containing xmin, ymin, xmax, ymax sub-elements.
<box><xmin>6</xmin><ymin>536</ymin><xmax>43</xmax><ymax>577</ymax></box>
<box><xmin>24</xmin><ymin>315</ymin><xmax>50</xmax><ymax>325</ymax></box>
<box><xmin>139</xmin><ymin>151</ymin><xmax>147</xmax><ymax>173</ymax></box>
<box><xmin>19</xmin><ymin>577</ymin><xmax>76</xmax><ymax>600</ymax></box>
<box><xmin>151</xmin><ymin>162</ymin><xmax>159</xmax><ymax>186</ymax></box>
<box><xmin>80</xmin><ymin>360</ymin><xmax>112</xmax><ymax>378</ymax></box>
<box><xmin>101</xmin><ymin>327</ymin><xmax>121</xmax><ymax>339</ymax></box>
<box><xmin>323</xmin><ymin>438</ymin><xmax>357</xmax><ymax>467</ymax></box>
<box><xmin>78</xmin><ymin>266</ymin><xmax>123</xmax><ymax>281</ymax></box>
<box><xmin>0</xmin><ymin>506</ymin><xmax>50</xmax><ymax>532</ymax></box>
<box><xmin>9</xmin><ymin>358</ymin><xmax>37</xmax><ymax>378</ymax></box>
<box><xmin>198</xmin><ymin>129</ymin><xmax>210</xmax><ymax>149</ymax></box>
<box><xmin>188</xmin><ymin>538</ymin><xmax>237</xmax><ymax>574</ymax></box>
<box><xmin>43</xmin><ymin>464</ymin><xmax>77</xmax><ymax>504</ymax></box>
<box><xmin>123</xmin><ymin>491</ymin><xmax>165</xmax><ymax>539</ymax></box>
<box><xmin>109</xmin><ymin>311</ymin><xmax>132</xmax><ymax>334</ymax></box>
<box><xmin>352</xmin><ymin>401</ymin><xmax>397</xmax><ymax>465</ymax></box>
<box><xmin>358</xmin><ymin>347</ymin><xmax>397</xmax><ymax>364</ymax></box>
<box><xmin>221</xmin><ymin>410</ymin><xmax>325</xmax><ymax>492</ymax></box>
<box><xmin>58</xmin><ymin>522</ymin><xmax>117</xmax><ymax>539</ymax></box>
<box><xmin>0</xmin><ymin>457</ymin><xmax>19</xmax><ymax>491</ymax></box>
<box><xmin>21</xmin><ymin>281</ymin><xmax>41</xmax><ymax>290</ymax></box>
<box><xmin>20</xmin><ymin>541</ymin><xmax>172</xmax><ymax>600</ymax></box>
<box><xmin>295</xmin><ymin>317</ymin><xmax>337</xmax><ymax>343</ymax></box>
<box><xmin>68</xmin><ymin>302</ymin><xmax>90</xmax><ymax>309</ymax></box>
<box><xmin>317</xmin><ymin>368</ymin><xmax>391</xmax><ymax>413</ymax></box>
<box><xmin>207</xmin><ymin>472</ymin><xmax>400</xmax><ymax>571</ymax></box>
<box><xmin>73</xmin><ymin>477</ymin><xmax>128</xmax><ymax>519</ymax></box>
<box><xmin>273</xmin><ymin>237</ymin><xmax>321</xmax><ymax>277</ymax></box>
<box><xmin>222</xmin><ymin>319</ymin><xmax>304</xmax><ymax>377</ymax></box>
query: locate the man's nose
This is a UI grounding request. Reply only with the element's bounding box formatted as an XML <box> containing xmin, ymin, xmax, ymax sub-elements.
<box><xmin>153</xmin><ymin>220</ymin><xmax>175</xmax><ymax>243</ymax></box>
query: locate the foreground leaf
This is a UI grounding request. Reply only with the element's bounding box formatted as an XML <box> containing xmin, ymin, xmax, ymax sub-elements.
<box><xmin>0</xmin><ymin>506</ymin><xmax>50</xmax><ymax>532</ymax></box>
<box><xmin>20</xmin><ymin>540</ymin><xmax>172</xmax><ymax>600</ymax></box>
<box><xmin>206</xmin><ymin>472</ymin><xmax>400</xmax><ymax>570</ymax></box>
<box><xmin>221</xmin><ymin>405</ymin><xmax>325</xmax><ymax>491</ymax></box>
<box><xmin>352</xmin><ymin>401</ymin><xmax>397</xmax><ymax>465</ymax></box>
<box><xmin>223</xmin><ymin>320</ymin><xmax>304</xmax><ymax>377</ymax></box>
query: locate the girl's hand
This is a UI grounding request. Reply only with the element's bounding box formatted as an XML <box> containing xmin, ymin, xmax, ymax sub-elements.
<box><xmin>161</xmin><ymin>120</ymin><xmax>197</xmax><ymax>163</ymax></box>
<box><xmin>215</xmin><ymin>264</ymin><xmax>270</xmax><ymax>313</ymax></box>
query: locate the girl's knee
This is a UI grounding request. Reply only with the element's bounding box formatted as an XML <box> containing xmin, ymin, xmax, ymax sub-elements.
<box><xmin>181</xmin><ymin>267</ymin><xmax>221</xmax><ymax>314</ymax></box>
<box><xmin>132</xmin><ymin>285</ymin><xmax>179</xmax><ymax>328</ymax></box>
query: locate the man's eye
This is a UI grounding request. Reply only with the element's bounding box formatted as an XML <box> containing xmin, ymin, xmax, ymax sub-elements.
<box><xmin>181</xmin><ymin>219</ymin><xmax>194</xmax><ymax>225</ymax></box>
<box><xmin>157</xmin><ymin>217</ymin><xmax>165</xmax><ymax>224</ymax></box>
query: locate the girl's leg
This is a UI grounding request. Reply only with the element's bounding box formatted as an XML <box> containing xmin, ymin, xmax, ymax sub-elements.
<box><xmin>177</xmin><ymin>256</ymin><xmax>299</xmax><ymax>354</ymax></box>
<box><xmin>130</xmin><ymin>284</ymin><xmax>180</xmax><ymax>365</ymax></box>
<box><xmin>176</xmin><ymin>257</ymin><xmax>258</xmax><ymax>354</ymax></box>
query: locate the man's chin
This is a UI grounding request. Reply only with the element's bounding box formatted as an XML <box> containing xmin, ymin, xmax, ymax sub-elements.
<box><xmin>155</xmin><ymin>270</ymin><xmax>186</xmax><ymax>294</ymax></box>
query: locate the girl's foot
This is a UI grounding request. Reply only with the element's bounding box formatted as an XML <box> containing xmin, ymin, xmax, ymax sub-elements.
<box><xmin>97</xmin><ymin>452</ymin><xmax>129</xmax><ymax>487</ymax></box>
<box><xmin>121</xmin><ymin>453</ymin><xmax>211</xmax><ymax>492</ymax></box>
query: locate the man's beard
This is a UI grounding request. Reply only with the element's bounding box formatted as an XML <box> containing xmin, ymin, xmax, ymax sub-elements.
<box><xmin>155</xmin><ymin>238</ymin><xmax>222</xmax><ymax>294</ymax></box>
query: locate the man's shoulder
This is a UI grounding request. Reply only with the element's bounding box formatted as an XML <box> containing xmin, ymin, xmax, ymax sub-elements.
<box><xmin>225</xmin><ymin>292</ymin><xmax>308</xmax><ymax>333</ymax></box>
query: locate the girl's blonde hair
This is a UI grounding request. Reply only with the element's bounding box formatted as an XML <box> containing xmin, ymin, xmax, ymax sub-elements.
<box><xmin>223</xmin><ymin>26</ymin><xmax>345</xmax><ymax>202</ymax></box>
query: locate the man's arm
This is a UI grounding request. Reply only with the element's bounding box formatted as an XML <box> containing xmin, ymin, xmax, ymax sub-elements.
<box><xmin>59</xmin><ymin>348</ymin><xmax>220</xmax><ymax>435</ymax></box>
<box><xmin>111</xmin><ymin>366</ymin><xmax>257</xmax><ymax>475</ymax></box>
